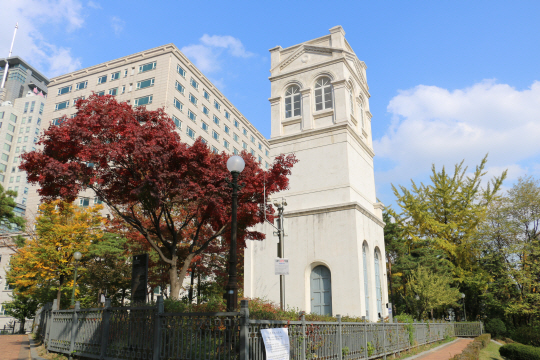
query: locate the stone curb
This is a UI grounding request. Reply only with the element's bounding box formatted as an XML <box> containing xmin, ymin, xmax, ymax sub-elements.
<box><xmin>491</xmin><ymin>339</ymin><xmax>503</xmax><ymax>346</ymax></box>
<box><xmin>27</xmin><ymin>334</ymin><xmax>48</xmax><ymax>360</ymax></box>
<box><xmin>405</xmin><ymin>338</ymin><xmax>463</xmax><ymax>360</ymax></box>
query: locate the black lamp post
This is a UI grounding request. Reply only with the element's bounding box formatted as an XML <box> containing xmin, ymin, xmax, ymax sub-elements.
<box><xmin>461</xmin><ymin>293</ymin><xmax>467</xmax><ymax>321</ymax></box>
<box><xmin>224</xmin><ymin>155</ymin><xmax>245</xmax><ymax>312</ymax></box>
<box><xmin>71</xmin><ymin>251</ymin><xmax>82</xmax><ymax>306</ymax></box>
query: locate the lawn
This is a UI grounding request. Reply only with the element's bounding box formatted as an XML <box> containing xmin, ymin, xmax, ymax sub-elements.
<box><xmin>480</xmin><ymin>341</ymin><xmax>504</xmax><ymax>360</ymax></box>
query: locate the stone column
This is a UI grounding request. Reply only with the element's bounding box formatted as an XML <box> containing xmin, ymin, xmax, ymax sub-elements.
<box><xmin>332</xmin><ymin>79</ymin><xmax>348</xmax><ymax>124</ymax></box>
<box><xmin>269</xmin><ymin>96</ymin><xmax>282</xmax><ymax>138</ymax></box>
<box><xmin>300</xmin><ymin>88</ymin><xmax>312</xmax><ymax>131</ymax></box>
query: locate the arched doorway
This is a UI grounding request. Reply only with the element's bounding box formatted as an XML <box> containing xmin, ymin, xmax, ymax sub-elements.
<box><xmin>310</xmin><ymin>265</ymin><xmax>332</xmax><ymax>315</ymax></box>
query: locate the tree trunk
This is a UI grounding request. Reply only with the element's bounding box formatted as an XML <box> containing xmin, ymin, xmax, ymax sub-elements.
<box><xmin>189</xmin><ymin>268</ymin><xmax>195</xmax><ymax>303</ymax></box>
<box><xmin>20</xmin><ymin>318</ymin><xmax>25</xmax><ymax>334</ymax></box>
<box><xmin>57</xmin><ymin>274</ymin><xmax>64</xmax><ymax>310</ymax></box>
<box><xmin>169</xmin><ymin>262</ymin><xmax>182</xmax><ymax>300</ymax></box>
<box><xmin>197</xmin><ymin>273</ymin><xmax>201</xmax><ymax>305</ymax></box>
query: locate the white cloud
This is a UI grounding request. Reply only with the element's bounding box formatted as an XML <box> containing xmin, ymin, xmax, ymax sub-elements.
<box><xmin>374</xmin><ymin>80</ymin><xmax>540</xmax><ymax>186</ymax></box>
<box><xmin>87</xmin><ymin>0</ymin><xmax>101</xmax><ymax>9</ymax></box>
<box><xmin>0</xmin><ymin>0</ymin><xmax>84</xmax><ymax>77</ymax></box>
<box><xmin>111</xmin><ymin>16</ymin><xmax>125</xmax><ymax>36</ymax></box>
<box><xmin>181</xmin><ymin>34</ymin><xmax>254</xmax><ymax>73</ymax></box>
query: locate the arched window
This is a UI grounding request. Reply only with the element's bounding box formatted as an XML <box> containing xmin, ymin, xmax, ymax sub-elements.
<box><xmin>362</xmin><ymin>243</ymin><xmax>369</xmax><ymax>318</ymax></box>
<box><xmin>315</xmin><ymin>77</ymin><xmax>333</xmax><ymax>111</ymax></box>
<box><xmin>358</xmin><ymin>101</ymin><xmax>364</xmax><ymax>128</ymax></box>
<box><xmin>349</xmin><ymin>82</ymin><xmax>354</xmax><ymax>115</ymax></box>
<box><xmin>374</xmin><ymin>249</ymin><xmax>383</xmax><ymax>318</ymax></box>
<box><xmin>284</xmin><ymin>85</ymin><xmax>301</xmax><ymax>118</ymax></box>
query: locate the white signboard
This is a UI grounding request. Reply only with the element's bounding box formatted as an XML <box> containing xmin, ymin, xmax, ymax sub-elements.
<box><xmin>260</xmin><ymin>328</ymin><xmax>290</xmax><ymax>360</ymax></box>
<box><xmin>275</xmin><ymin>259</ymin><xmax>289</xmax><ymax>275</ymax></box>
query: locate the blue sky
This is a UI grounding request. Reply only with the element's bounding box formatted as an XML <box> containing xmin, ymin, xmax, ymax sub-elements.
<box><xmin>2</xmin><ymin>1</ymin><xmax>540</xmax><ymax>208</ymax></box>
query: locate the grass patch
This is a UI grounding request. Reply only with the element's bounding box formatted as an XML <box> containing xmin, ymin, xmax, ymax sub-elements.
<box><xmin>480</xmin><ymin>341</ymin><xmax>503</xmax><ymax>360</ymax></box>
<box><xmin>392</xmin><ymin>337</ymin><xmax>456</xmax><ymax>360</ymax></box>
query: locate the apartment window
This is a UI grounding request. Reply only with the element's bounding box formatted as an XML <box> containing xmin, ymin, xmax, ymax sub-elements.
<box><xmin>24</xmin><ymin>102</ymin><xmax>29</xmax><ymax>113</ymax></box>
<box><xmin>76</xmin><ymin>81</ymin><xmax>88</xmax><ymax>90</ymax></box>
<box><xmin>10</xmin><ymin>114</ymin><xmax>17</xmax><ymax>123</ymax></box>
<box><xmin>202</xmin><ymin>106</ymin><xmax>209</xmax><ymax>116</ymax></box>
<box><xmin>285</xmin><ymin>85</ymin><xmax>301</xmax><ymax>118</ymax></box>
<box><xmin>224</xmin><ymin>125</ymin><xmax>230</xmax><ymax>135</ymax></box>
<box><xmin>120</xmin><ymin>86</ymin><xmax>125</xmax><ymax>94</ymax></box>
<box><xmin>172</xmin><ymin>116</ymin><xmax>182</xmax><ymax>129</ymax></box>
<box><xmin>203</xmin><ymin>90</ymin><xmax>210</xmax><ymax>100</ymax></box>
<box><xmin>0</xmin><ymin>173</ymin><xmax>4</xmax><ymax>180</ymax></box>
<box><xmin>139</xmin><ymin>61</ymin><xmax>156</xmax><ymax>73</ymax></box>
<box><xmin>213</xmin><ymin>115</ymin><xmax>220</xmax><ymax>126</ymax></box>
<box><xmin>258</xmin><ymin>155</ymin><xmax>262</xmax><ymax>163</ymax></box>
<box><xmin>175</xmin><ymin>81</ymin><xmax>184</xmax><ymax>94</ymax></box>
<box><xmin>201</xmin><ymin>121</ymin><xmax>209</xmax><ymax>132</ymax></box>
<box><xmin>15</xmin><ymin>147</ymin><xmax>20</xmax><ymax>153</ymax></box>
<box><xmin>243</xmin><ymin>128</ymin><xmax>248</xmax><ymax>136</ymax></box>
<box><xmin>0</xmin><ymin>112</ymin><xmax>3</xmax><ymax>119</ymax></box>
<box><xmin>79</xmin><ymin>198</ymin><xmax>90</xmax><ymax>207</ymax></box>
<box><xmin>1</xmin><ymin>154</ymin><xmax>8</xmax><ymax>162</ymax></box>
<box><xmin>26</xmin><ymin>126</ymin><xmax>30</xmax><ymax>133</ymax></box>
<box><xmin>19</xmin><ymin>128</ymin><xmax>23</xmax><ymax>134</ymax></box>
<box><xmin>74</xmin><ymin>96</ymin><xmax>85</xmax><ymax>103</ymax></box>
<box><xmin>189</xmin><ymin>93</ymin><xmax>198</xmax><ymax>106</ymax></box>
<box><xmin>94</xmin><ymin>197</ymin><xmax>103</xmax><ymax>205</ymax></box>
<box><xmin>131</xmin><ymin>67</ymin><xmax>135</xmax><ymax>75</ymax></box>
<box><xmin>9</xmin><ymin>176</ymin><xmax>14</xmax><ymax>183</ymax></box>
<box><xmin>4</xmin><ymin>144</ymin><xmax>11</xmax><ymax>151</ymax></box>
<box><xmin>186</xmin><ymin>127</ymin><xmax>195</xmax><ymax>139</ymax></box>
<box><xmin>212</xmin><ymin>130</ymin><xmax>219</xmax><ymax>140</ymax></box>
<box><xmin>234</xmin><ymin>119</ymin><xmax>239</xmax><ymax>128</ymax></box>
<box><xmin>188</xmin><ymin>110</ymin><xmax>197</xmax><ymax>122</ymax></box>
<box><xmin>136</xmin><ymin>78</ymin><xmax>154</xmax><ymax>90</ymax></box>
<box><xmin>30</xmin><ymin>101</ymin><xmax>36</xmax><ymax>113</ymax></box>
<box><xmin>24</xmin><ymin>136</ymin><xmax>28</xmax><ymax>142</ymax></box>
<box><xmin>258</xmin><ymin>143</ymin><xmax>262</xmax><ymax>150</ymax></box>
<box><xmin>134</xmin><ymin>95</ymin><xmax>153</xmax><ymax>106</ymax></box>
<box><xmin>190</xmin><ymin>78</ymin><xmax>199</xmax><ymax>89</ymax></box>
<box><xmin>39</xmin><ymin>103</ymin><xmax>44</xmax><ymax>115</ymax></box>
<box><xmin>8</xmin><ymin>124</ymin><xmax>15</xmax><ymax>132</ymax></box>
<box><xmin>233</xmin><ymin>148</ymin><xmax>239</xmax><ymax>155</ymax></box>
<box><xmin>22</xmin><ymin>117</ymin><xmax>26</xmax><ymax>124</ymax></box>
<box><xmin>250</xmin><ymin>135</ymin><xmax>255</xmax><ymax>143</ymax></box>
<box><xmin>16</xmin><ymin>176</ymin><xmax>20</xmax><ymax>182</ymax></box>
<box><xmin>224</xmin><ymin>140</ymin><xmax>230</xmax><ymax>149</ymax></box>
<box><xmin>6</xmin><ymin>134</ymin><xmax>13</xmax><ymax>142</ymax></box>
<box><xmin>266</xmin><ymin>149</ymin><xmax>269</xmax><ymax>156</ymax></box>
<box><xmin>97</xmin><ymin>75</ymin><xmax>107</xmax><ymax>84</ymax></box>
<box><xmin>174</xmin><ymin>98</ymin><xmax>183</xmax><ymax>111</ymax></box>
<box><xmin>53</xmin><ymin>118</ymin><xmax>65</xmax><ymax>126</ymax></box>
<box><xmin>201</xmin><ymin>138</ymin><xmax>207</xmax><ymax>144</ymax></box>
<box><xmin>55</xmin><ymin>100</ymin><xmax>69</xmax><ymax>111</ymax></box>
<box><xmin>37</xmin><ymin>118</ymin><xmax>41</xmax><ymax>125</ymax></box>
<box><xmin>129</xmin><ymin>84</ymin><xmax>133</xmax><ymax>92</ymax></box>
<box><xmin>111</xmin><ymin>71</ymin><xmax>120</xmax><ymax>81</ymax></box>
<box><xmin>211</xmin><ymin>146</ymin><xmax>218</xmax><ymax>154</ymax></box>
<box><xmin>177</xmin><ymin>64</ymin><xmax>186</xmax><ymax>77</ymax></box>
<box><xmin>265</xmin><ymin>162</ymin><xmax>269</xmax><ymax>169</ymax></box>
<box><xmin>225</xmin><ymin>111</ymin><xmax>230</xmax><ymax>120</ymax></box>
<box><xmin>242</xmin><ymin>141</ymin><xmax>247</xmax><ymax>150</ymax></box>
<box><xmin>96</xmin><ymin>91</ymin><xmax>105</xmax><ymax>96</ymax></box>
<box><xmin>58</xmin><ymin>86</ymin><xmax>71</xmax><ymax>95</ymax></box>
<box><xmin>17</xmin><ymin>137</ymin><xmax>22</xmax><ymax>143</ymax></box>
<box><xmin>124</xmin><ymin>69</ymin><xmax>128</xmax><ymax>77</ymax></box>
<box><xmin>108</xmin><ymin>88</ymin><xmax>118</xmax><ymax>96</ymax></box>
<box><xmin>250</xmin><ymin>149</ymin><xmax>255</xmax><ymax>156</ymax></box>
<box><xmin>214</xmin><ymin>100</ymin><xmax>220</xmax><ymax>111</ymax></box>
<box><xmin>23</xmin><ymin>187</ymin><xmax>28</xmax><ymax>195</ymax></box>
<box><xmin>22</xmin><ymin>146</ymin><xmax>26</xmax><ymax>152</ymax></box>
<box><xmin>233</xmin><ymin>133</ymin><xmax>239</xmax><ymax>142</ymax></box>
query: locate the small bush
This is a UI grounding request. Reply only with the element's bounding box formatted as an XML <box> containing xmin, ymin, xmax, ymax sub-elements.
<box><xmin>499</xmin><ymin>343</ymin><xmax>540</xmax><ymax>360</ymax></box>
<box><xmin>450</xmin><ymin>334</ymin><xmax>490</xmax><ymax>360</ymax></box>
<box><xmin>511</xmin><ymin>326</ymin><xmax>540</xmax><ymax>347</ymax></box>
<box><xmin>485</xmin><ymin>318</ymin><xmax>506</xmax><ymax>338</ymax></box>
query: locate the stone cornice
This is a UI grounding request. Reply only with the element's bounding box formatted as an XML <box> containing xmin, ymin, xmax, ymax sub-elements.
<box><xmin>269</xmin><ymin>122</ymin><xmax>375</xmax><ymax>158</ymax></box>
<box><xmin>269</xmin><ymin>57</ymin><xmax>344</xmax><ymax>82</ymax></box>
<box><xmin>284</xmin><ymin>201</ymin><xmax>385</xmax><ymax>228</ymax></box>
<box><xmin>300</xmin><ymin>88</ymin><xmax>311</xmax><ymax>95</ymax></box>
<box><xmin>282</xmin><ymin>116</ymin><xmax>302</xmax><ymax>126</ymax></box>
<box><xmin>313</xmin><ymin>109</ymin><xmax>334</xmax><ymax>119</ymax></box>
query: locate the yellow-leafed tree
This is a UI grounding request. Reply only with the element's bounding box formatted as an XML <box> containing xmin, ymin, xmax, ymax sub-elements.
<box><xmin>7</xmin><ymin>200</ymin><xmax>104</xmax><ymax>309</ymax></box>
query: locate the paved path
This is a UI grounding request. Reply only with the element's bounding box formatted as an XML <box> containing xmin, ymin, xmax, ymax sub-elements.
<box><xmin>413</xmin><ymin>338</ymin><xmax>473</xmax><ymax>360</ymax></box>
<box><xmin>0</xmin><ymin>334</ymin><xmax>30</xmax><ymax>360</ymax></box>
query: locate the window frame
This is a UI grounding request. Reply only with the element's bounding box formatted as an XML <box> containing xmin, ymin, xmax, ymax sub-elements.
<box><xmin>139</xmin><ymin>61</ymin><xmax>157</xmax><ymax>73</ymax></box>
<box><xmin>134</xmin><ymin>95</ymin><xmax>153</xmax><ymax>106</ymax></box>
<box><xmin>314</xmin><ymin>77</ymin><xmax>334</xmax><ymax>111</ymax></box>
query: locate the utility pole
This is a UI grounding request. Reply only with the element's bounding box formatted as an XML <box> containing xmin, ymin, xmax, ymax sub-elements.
<box><xmin>1</xmin><ymin>23</ymin><xmax>18</xmax><ymax>102</ymax></box>
<box><xmin>273</xmin><ymin>198</ymin><xmax>287</xmax><ymax>310</ymax></box>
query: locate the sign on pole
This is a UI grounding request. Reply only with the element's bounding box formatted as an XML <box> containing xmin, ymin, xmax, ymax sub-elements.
<box><xmin>275</xmin><ymin>259</ymin><xmax>289</xmax><ymax>275</ymax></box>
<box><xmin>131</xmin><ymin>254</ymin><xmax>149</xmax><ymax>304</ymax></box>
<box><xmin>260</xmin><ymin>328</ymin><xmax>290</xmax><ymax>360</ymax></box>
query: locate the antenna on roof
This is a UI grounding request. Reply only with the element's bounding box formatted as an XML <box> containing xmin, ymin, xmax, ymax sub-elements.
<box><xmin>1</xmin><ymin>23</ymin><xmax>19</xmax><ymax>90</ymax></box>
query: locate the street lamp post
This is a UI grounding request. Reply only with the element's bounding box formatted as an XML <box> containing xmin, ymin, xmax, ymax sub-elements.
<box><xmin>461</xmin><ymin>293</ymin><xmax>466</xmax><ymax>321</ymax></box>
<box><xmin>71</xmin><ymin>251</ymin><xmax>82</xmax><ymax>306</ymax></box>
<box><xmin>224</xmin><ymin>155</ymin><xmax>245</xmax><ymax>312</ymax></box>
<box><xmin>273</xmin><ymin>198</ymin><xmax>287</xmax><ymax>311</ymax></box>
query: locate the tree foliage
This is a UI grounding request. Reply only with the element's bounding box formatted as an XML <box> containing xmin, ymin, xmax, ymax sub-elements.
<box><xmin>21</xmin><ymin>95</ymin><xmax>297</xmax><ymax>299</ymax></box>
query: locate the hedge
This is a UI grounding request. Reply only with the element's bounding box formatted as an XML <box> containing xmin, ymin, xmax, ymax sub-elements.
<box><xmin>499</xmin><ymin>343</ymin><xmax>540</xmax><ymax>360</ymax></box>
<box><xmin>511</xmin><ymin>326</ymin><xmax>540</xmax><ymax>347</ymax></box>
<box><xmin>450</xmin><ymin>334</ymin><xmax>491</xmax><ymax>360</ymax></box>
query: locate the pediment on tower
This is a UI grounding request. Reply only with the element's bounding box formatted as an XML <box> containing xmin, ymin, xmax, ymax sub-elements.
<box><xmin>272</xmin><ymin>45</ymin><xmax>338</xmax><ymax>74</ymax></box>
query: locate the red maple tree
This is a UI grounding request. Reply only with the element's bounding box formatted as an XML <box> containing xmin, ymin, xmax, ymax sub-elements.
<box><xmin>21</xmin><ymin>95</ymin><xmax>297</xmax><ymax>299</ymax></box>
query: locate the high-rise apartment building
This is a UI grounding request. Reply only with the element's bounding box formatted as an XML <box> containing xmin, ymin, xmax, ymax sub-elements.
<box><xmin>27</xmin><ymin>44</ymin><xmax>271</xmax><ymax>215</ymax></box>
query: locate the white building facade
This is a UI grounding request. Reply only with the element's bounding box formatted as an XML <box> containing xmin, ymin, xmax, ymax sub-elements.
<box><xmin>244</xmin><ymin>26</ymin><xmax>389</xmax><ymax>320</ymax></box>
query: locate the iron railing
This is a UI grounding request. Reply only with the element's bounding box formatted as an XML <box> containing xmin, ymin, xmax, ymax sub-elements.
<box><xmin>33</xmin><ymin>298</ymin><xmax>482</xmax><ymax>360</ymax></box>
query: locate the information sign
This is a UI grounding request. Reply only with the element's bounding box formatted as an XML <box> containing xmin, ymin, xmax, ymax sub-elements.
<box><xmin>275</xmin><ymin>259</ymin><xmax>289</xmax><ymax>275</ymax></box>
<box><xmin>260</xmin><ymin>328</ymin><xmax>290</xmax><ymax>360</ymax></box>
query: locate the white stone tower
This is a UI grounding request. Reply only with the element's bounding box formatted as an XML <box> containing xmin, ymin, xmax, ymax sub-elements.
<box><xmin>244</xmin><ymin>26</ymin><xmax>388</xmax><ymax>320</ymax></box>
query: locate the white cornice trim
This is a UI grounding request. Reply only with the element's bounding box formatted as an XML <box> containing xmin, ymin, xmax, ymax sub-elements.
<box><xmin>313</xmin><ymin>109</ymin><xmax>334</xmax><ymax>119</ymax></box>
<box><xmin>282</xmin><ymin>117</ymin><xmax>302</xmax><ymax>126</ymax></box>
<box><xmin>284</xmin><ymin>201</ymin><xmax>385</xmax><ymax>228</ymax></box>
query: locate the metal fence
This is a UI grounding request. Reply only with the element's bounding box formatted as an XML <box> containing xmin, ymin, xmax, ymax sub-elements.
<box><xmin>33</xmin><ymin>298</ymin><xmax>482</xmax><ymax>360</ymax></box>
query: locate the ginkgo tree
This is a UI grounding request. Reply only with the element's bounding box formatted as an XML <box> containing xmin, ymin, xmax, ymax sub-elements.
<box><xmin>21</xmin><ymin>95</ymin><xmax>297</xmax><ymax>299</ymax></box>
<box><xmin>7</xmin><ymin>201</ymin><xmax>104</xmax><ymax>309</ymax></box>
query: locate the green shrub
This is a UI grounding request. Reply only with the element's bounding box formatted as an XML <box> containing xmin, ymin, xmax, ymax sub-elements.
<box><xmin>511</xmin><ymin>326</ymin><xmax>540</xmax><ymax>347</ymax></box>
<box><xmin>450</xmin><ymin>334</ymin><xmax>490</xmax><ymax>360</ymax></box>
<box><xmin>485</xmin><ymin>318</ymin><xmax>506</xmax><ymax>338</ymax></box>
<box><xmin>499</xmin><ymin>343</ymin><xmax>540</xmax><ymax>360</ymax></box>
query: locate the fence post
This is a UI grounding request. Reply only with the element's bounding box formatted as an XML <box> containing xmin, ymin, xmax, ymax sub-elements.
<box><xmin>100</xmin><ymin>298</ymin><xmax>112</xmax><ymax>360</ymax></box>
<box><xmin>239</xmin><ymin>300</ymin><xmax>250</xmax><ymax>360</ymax></box>
<box><xmin>362</xmin><ymin>316</ymin><xmax>367</xmax><ymax>359</ymax></box>
<box><xmin>337</xmin><ymin>315</ymin><xmax>342</xmax><ymax>360</ymax></box>
<box><xmin>152</xmin><ymin>296</ymin><xmax>164</xmax><ymax>360</ymax></box>
<box><xmin>383</xmin><ymin>318</ymin><xmax>386</xmax><ymax>360</ymax></box>
<box><xmin>68</xmin><ymin>301</ymin><xmax>80</xmax><ymax>360</ymax></box>
<box><xmin>46</xmin><ymin>300</ymin><xmax>57</xmax><ymax>351</ymax></box>
<box><xmin>301</xmin><ymin>314</ymin><xmax>306</xmax><ymax>360</ymax></box>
